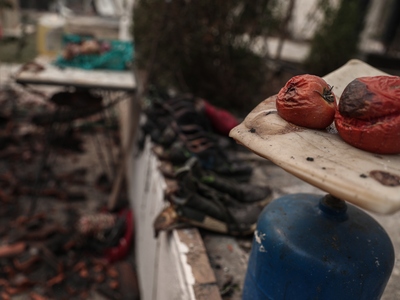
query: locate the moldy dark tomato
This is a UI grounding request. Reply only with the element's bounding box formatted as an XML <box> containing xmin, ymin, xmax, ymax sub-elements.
<box><xmin>335</xmin><ymin>76</ymin><xmax>400</xmax><ymax>154</ymax></box>
<box><xmin>276</xmin><ymin>74</ymin><xmax>337</xmax><ymax>129</ymax></box>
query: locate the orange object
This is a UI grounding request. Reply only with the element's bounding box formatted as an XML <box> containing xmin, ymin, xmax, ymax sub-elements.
<box><xmin>276</xmin><ymin>74</ymin><xmax>337</xmax><ymax>129</ymax></box>
<box><xmin>30</xmin><ymin>292</ymin><xmax>50</xmax><ymax>300</ymax></box>
<box><xmin>335</xmin><ymin>76</ymin><xmax>400</xmax><ymax>154</ymax></box>
<box><xmin>0</xmin><ymin>242</ymin><xmax>26</xmax><ymax>258</ymax></box>
<box><xmin>46</xmin><ymin>273</ymin><xmax>65</xmax><ymax>287</ymax></box>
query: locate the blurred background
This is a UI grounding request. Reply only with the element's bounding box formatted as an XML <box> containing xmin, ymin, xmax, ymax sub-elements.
<box><xmin>1</xmin><ymin>0</ymin><xmax>400</xmax><ymax>113</ymax></box>
<box><xmin>1</xmin><ymin>2</ymin><xmax>400</xmax><ymax>299</ymax></box>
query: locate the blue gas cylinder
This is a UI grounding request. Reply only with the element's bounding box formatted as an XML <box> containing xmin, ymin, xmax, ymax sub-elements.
<box><xmin>243</xmin><ymin>193</ymin><xmax>395</xmax><ymax>300</ymax></box>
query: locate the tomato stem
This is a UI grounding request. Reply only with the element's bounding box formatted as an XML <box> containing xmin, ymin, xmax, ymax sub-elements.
<box><xmin>315</xmin><ymin>85</ymin><xmax>335</xmax><ymax>103</ymax></box>
<box><xmin>285</xmin><ymin>83</ymin><xmax>296</xmax><ymax>94</ymax></box>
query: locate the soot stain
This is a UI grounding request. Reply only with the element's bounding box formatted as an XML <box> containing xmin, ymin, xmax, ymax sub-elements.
<box><xmin>369</xmin><ymin>170</ymin><xmax>400</xmax><ymax>187</ymax></box>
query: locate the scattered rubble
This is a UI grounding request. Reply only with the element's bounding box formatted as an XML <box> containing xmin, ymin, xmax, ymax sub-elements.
<box><xmin>0</xmin><ymin>82</ymin><xmax>139</xmax><ymax>300</ymax></box>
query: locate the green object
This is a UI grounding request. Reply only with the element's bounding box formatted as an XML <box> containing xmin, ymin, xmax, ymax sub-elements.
<box><xmin>54</xmin><ymin>34</ymin><xmax>134</xmax><ymax>71</ymax></box>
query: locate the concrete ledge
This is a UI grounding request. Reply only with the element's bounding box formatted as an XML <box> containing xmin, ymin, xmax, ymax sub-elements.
<box><xmin>126</xmin><ymin>137</ymin><xmax>220</xmax><ymax>300</ymax></box>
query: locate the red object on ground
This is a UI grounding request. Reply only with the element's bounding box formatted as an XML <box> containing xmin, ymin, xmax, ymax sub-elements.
<box><xmin>202</xmin><ymin>100</ymin><xmax>239</xmax><ymax>136</ymax></box>
<box><xmin>104</xmin><ymin>209</ymin><xmax>134</xmax><ymax>263</ymax></box>
<box><xmin>335</xmin><ymin>76</ymin><xmax>400</xmax><ymax>154</ymax></box>
<box><xmin>0</xmin><ymin>242</ymin><xmax>26</xmax><ymax>258</ymax></box>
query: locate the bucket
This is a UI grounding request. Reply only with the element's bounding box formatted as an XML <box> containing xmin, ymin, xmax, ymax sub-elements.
<box><xmin>36</xmin><ymin>14</ymin><xmax>65</xmax><ymax>57</ymax></box>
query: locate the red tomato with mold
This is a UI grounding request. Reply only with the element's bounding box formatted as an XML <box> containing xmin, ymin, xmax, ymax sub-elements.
<box><xmin>335</xmin><ymin>76</ymin><xmax>400</xmax><ymax>154</ymax></box>
<box><xmin>276</xmin><ymin>74</ymin><xmax>337</xmax><ymax>129</ymax></box>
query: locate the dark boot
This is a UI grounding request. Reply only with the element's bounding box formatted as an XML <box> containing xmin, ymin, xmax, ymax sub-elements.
<box><xmin>183</xmin><ymin>157</ymin><xmax>271</xmax><ymax>203</ymax></box>
<box><xmin>170</xmin><ymin>164</ymin><xmax>268</xmax><ymax>235</ymax></box>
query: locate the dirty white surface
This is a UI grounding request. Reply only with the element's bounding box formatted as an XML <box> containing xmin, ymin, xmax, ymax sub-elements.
<box><xmin>15</xmin><ymin>62</ymin><xmax>136</xmax><ymax>91</ymax></box>
<box><xmin>230</xmin><ymin>59</ymin><xmax>400</xmax><ymax>214</ymax></box>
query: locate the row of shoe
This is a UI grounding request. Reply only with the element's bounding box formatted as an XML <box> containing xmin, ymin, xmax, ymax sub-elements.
<box><xmin>140</xmin><ymin>90</ymin><xmax>254</xmax><ymax>181</ymax></box>
<box><xmin>139</xmin><ymin>90</ymin><xmax>273</xmax><ymax>236</ymax></box>
<box><xmin>154</xmin><ymin>157</ymin><xmax>272</xmax><ymax>236</ymax></box>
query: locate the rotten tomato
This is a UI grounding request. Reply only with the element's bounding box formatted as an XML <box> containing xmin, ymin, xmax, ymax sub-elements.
<box><xmin>335</xmin><ymin>76</ymin><xmax>400</xmax><ymax>154</ymax></box>
<box><xmin>276</xmin><ymin>74</ymin><xmax>337</xmax><ymax>129</ymax></box>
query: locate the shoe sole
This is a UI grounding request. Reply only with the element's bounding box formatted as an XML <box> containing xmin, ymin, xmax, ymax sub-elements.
<box><xmin>177</xmin><ymin>206</ymin><xmax>256</xmax><ymax>236</ymax></box>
